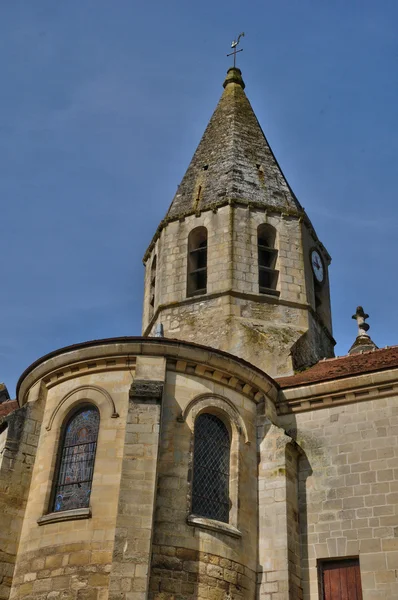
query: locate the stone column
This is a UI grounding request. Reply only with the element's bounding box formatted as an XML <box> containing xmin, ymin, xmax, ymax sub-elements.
<box><xmin>257</xmin><ymin>418</ymin><xmax>302</xmax><ymax>600</ymax></box>
<box><xmin>108</xmin><ymin>356</ymin><xmax>165</xmax><ymax>600</ymax></box>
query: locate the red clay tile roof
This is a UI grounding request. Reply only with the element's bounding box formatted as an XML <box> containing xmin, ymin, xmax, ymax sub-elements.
<box><xmin>276</xmin><ymin>345</ymin><xmax>398</xmax><ymax>389</ymax></box>
<box><xmin>0</xmin><ymin>400</ymin><xmax>18</xmax><ymax>418</ymax></box>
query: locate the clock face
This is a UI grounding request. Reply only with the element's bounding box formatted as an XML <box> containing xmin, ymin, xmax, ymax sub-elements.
<box><xmin>311</xmin><ymin>250</ymin><xmax>324</xmax><ymax>283</ymax></box>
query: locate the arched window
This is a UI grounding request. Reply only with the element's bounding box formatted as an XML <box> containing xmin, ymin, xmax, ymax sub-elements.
<box><xmin>52</xmin><ymin>406</ymin><xmax>100</xmax><ymax>513</ymax></box>
<box><xmin>149</xmin><ymin>255</ymin><xmax>157</xmax><ymax>319</ymax></box>
<box><xmin>192</xmin><ymin>413</ymin><xmax>230</xmax><ymax>523</ymax></box>
<box><xmin>257</xmin><ymin>224</ymin><xmax>278</xmax><ymax>293</ymax></box>
<box><xmin>187</xmin><ymin>227</ymin><xmax>207</xmax><ymax>297</ymax></box>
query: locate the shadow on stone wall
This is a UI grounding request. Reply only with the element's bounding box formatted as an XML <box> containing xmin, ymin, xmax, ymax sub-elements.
<box><xmin>284</xmin><ymin>422</ymin><xmax>313</xmax><ymax>600</ymax></box>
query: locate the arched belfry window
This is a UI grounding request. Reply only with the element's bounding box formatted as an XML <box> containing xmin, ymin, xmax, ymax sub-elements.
<box><xmin>257</xmin><ymin>224</ymin><xmax>278</xmax><ymax>293</ymax></box>
<box><xmin>52</xmin><ymin>406</ymin><xmax>100</xmax><ymax>513</ymax></box>
<box><xmin>149</xmin><ymin>255</ymin><xmax>157</xmax><ymax>319</ymax></box>
<box><xmin>192</xmin><ymin>413</ymin><xmax>230</xmax><ymax>523</ymax></box>
<box><xmin>187</xmin><ymin>227</ymin><xmax>207</xmax><ymax>297</ymax></box>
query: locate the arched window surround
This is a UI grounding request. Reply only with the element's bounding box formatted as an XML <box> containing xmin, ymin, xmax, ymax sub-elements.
<box><xmin>182</xmin><ymin>394</ymin><xmax>246</xmax><ymax>536</ymax></box>
<box><xmin>257</xmin><ymin>223</ymin><xmax>279</xmax><ymax>295</ymax></box>
<box><xmin>187</xmin><ymin>226</ymin><xmax>208</xmax><ymax>297</ymax></box>
<box><xmin>45</xmin><ymin>385</ymin><xmax>118</xmax><ymax>432</ymax></box>
<box><xmin>37</xmin><ymin>385</ymin><xmax>118</xmax><ymax>525</ymax></box>
<box><xmin>50</xmin><ymin>403</ymin><xmax>100</xmax><ymax>514</ymax></box>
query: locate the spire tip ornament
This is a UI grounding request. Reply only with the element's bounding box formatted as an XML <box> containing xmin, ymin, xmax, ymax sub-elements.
<box><xmin>348</xmin><ymin>306</ymin><xmax>378</xmax><ymax>355</ymax></box>
<box><xmin>352</xmin><ymin>306</ymin><xmax>370</xmax><ymax>335</ymax></box>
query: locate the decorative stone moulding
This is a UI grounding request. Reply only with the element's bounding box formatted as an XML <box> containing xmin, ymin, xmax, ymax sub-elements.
<box><xmin>187</xmin><ymin>514</ymin><xmax>241</xmax><ymax>538</ymax></box>
<box><xmin>37</xmin><ymin>507</ymin><xmax>91</xmax><ymax>526</ymax></box>
<box><xmin>143</xmin><ymin>290</ymin><xmax>337</xmax><ymax>341</ymax></box>
<box><xmin>129</xmin><ymin>379</ymin><xmax>164</xmax><ymax>403</ymax></box>
<box><xmin>42</xmin><ymin>356</ymin><xmax>136</xmax><ymax>390</ymax></box>
<box><xmin>17</xmin><ymin>338</ymin><xmax>277</xmax><ymax>410</ymax></box>
<box><xmin>142</xmin><ymin>199</ymin><xmax>313</xmax><ymax>263</ymax></box>
<box><xmin>183</xmin><ymin>393</ymin><xmax>244</xmax><ymax>531</ymax></box>
<box><xmin>278</xmin><ymin>376</ymin><xmax>398</xmax><ymax>414</ymax></box>
<box><xmin>179</xmin><ymin>392</ymin><xmax>250</xmax><ymax>444</ymax></box>
<box><xmin>168</xmin><ymin>358</ymin><xmax>267</xmax><ymax>405</ymax></box>
<box><xmin>46</xmin><ymin>384</ymin><xmax>119</xmax><ymax>431</ymax></box>
<box><xmin>143</xmin><ymin>198</ymin><xmax>330</xmax><ymax>266</ymax></box>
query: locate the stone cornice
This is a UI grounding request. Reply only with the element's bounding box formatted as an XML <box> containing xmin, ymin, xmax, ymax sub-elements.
<box><xmin>168</xmin><ymin>358</ymin><xmax>273</xmax><ymax>406</ymax></box>
<box><xmin>42</xmin><ymin>356</ymin><xmax>136</xmax><ymax>392</ymax></box>
<box><xmin>143</xmin><ymin>290</ymin><xmax>336</xmax><ymax>346</ymax></box>
<box><xmin>17</xmin><ymin>337</ymin><xmax>278</xmax><ymax>407</ymax></box>
<box><xmin>142</xmin><ymin>198</ymin><xmax>331</xmax><ymax>264</ymax></box>
<box><xmin>277</xmin><ymin>367</ymin><xmax>398</xmax><ymax>414</ymax></box>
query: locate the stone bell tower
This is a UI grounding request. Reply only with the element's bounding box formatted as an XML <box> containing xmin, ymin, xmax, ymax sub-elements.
<box><xmin>142</xmin><ymin>67</ymin><xmax>335</xmax><ymax>377</ymax></box>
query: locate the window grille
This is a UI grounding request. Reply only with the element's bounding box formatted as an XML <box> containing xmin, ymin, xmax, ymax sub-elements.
<box><xmin>187</xmin><ymin>227</ymin><xmax>207</xmax><ymax>296</ymax></box>
<box><xmin>192</xmin><ymin>413</ymin><xmax>230</xmax><ymax>523</ymax></box>
<box><xmin>52</xmin><ymin>406</ymin><xmax>100</xmax><ymax>513</ymax></box>
<box><xmin>258</xmin><ymin>224</ymin><xmax>278</xmax><ymax>294</ymax></box>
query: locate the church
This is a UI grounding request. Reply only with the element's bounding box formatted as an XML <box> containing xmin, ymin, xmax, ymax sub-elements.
<box><xmin>1</xmin><ymin>63</ymin><xmax>398</xmax><ymax>600</ymax></box>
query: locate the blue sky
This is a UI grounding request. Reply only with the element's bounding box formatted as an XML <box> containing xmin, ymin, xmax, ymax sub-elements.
<box><xmin>1</xmin><ymin>1</ymin><xmax>398</xmax><ymax>395</ymax></box>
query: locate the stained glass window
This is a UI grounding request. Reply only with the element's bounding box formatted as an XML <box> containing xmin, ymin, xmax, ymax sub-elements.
<box><xmin>52</xmin><ymin>406</ymin><xmax>100</xmax><ymax>513</ymax></box>
<box><xmin>192</xmin><ymin>413</ymin><xmax>230</xmax><ymax>523</ymax></box>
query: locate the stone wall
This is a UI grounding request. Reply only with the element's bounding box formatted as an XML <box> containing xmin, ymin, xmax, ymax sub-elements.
<box><xmin>7</xmin><ymin>339</ymin><xmax>276</xmax><ymax>600</ymax></box>
<box><xmin>300</xmin><ymin>222</ymin><xmax>332</xmax><ymax>334</ymax></box>
<box><xmin>9</xmin><ymin>369</ymin><xmax>132</xmax><ymax>600</ymax></box>
<box><xmin>4</xmin><ymin>337</ymin><xmax>398</xmax><ymax>600</ymax></box>
<box><xmin>279</xmin><ymin>391</ymin><xmax>398</xmax><ymax>599</ymax></box>
<box><xmin>147</xmin><ymin>368</ymin><xmax>260</xmax><ymax>599</ymax></box>
<box><xmin>0</xmin><ymin>396</ymin><xmax>43</xmax><ymax>600</ymax></box>
<box><xmin>109</xmin><ymin>356</ymin><xmax>165</xmax><ymax>600</ymax></box>
<box><xmin>150</xmin><ymin>547</ymin><xmax>256</xmax><ymax>599</ymax></box>
<box><xmin>142</xmin><ymin>205</ymin><xmax>334</xmax><ymax>377</ymax></box>
<box><xmin>257</xmin><ymin>420</ymin><xmax>302</xmax><ymax>600</ymax></box>
<box><xmin>143</xmin><ymin>205</ymin><xmax>312</xmax><ymax>323</ymax></box>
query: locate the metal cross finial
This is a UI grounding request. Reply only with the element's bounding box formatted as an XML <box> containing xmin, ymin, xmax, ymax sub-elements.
<box><xmin>227</xmin><ymin>32</ymin><xmax>245</xmax><ymax>68</ymax></box>
<box><xmin>352</xmin><ymin>306</ymin><xmax>370</xmax><ymax>337</ymax></box>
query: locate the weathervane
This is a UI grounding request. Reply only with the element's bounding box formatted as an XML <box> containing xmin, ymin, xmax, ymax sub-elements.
<box><xmin>227</xmin><ymin>32</ymin><xmax>245</xmax><ymax>68</ymax></box>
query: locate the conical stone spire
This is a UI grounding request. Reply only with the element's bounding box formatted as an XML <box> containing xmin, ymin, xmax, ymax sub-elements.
<box><xmin>166</xmin><ymin>67</ymin><xmax>303</xmax><ymax>221</ymax></box>
<box><xmin>142</xmin><ymin>66</ymin><xmax>335</xmax><ymax>377</ymax></box>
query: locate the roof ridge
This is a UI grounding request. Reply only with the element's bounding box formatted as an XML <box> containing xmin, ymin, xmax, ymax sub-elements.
<box><xmin>313</xmin><ymin>344</ymin><xmax>398</xmax><ymax>365</ymax></box>
<box><xmin>277</xmin><ymin>345</ymin><xmax>398</xmax><ymax>389</ymax></box>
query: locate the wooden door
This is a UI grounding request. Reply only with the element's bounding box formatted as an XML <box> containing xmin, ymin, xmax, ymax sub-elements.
<box><xmin>320</xmin><ymin>559</ymin><xmax>363</xmax><ymax>600</ymax></box>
